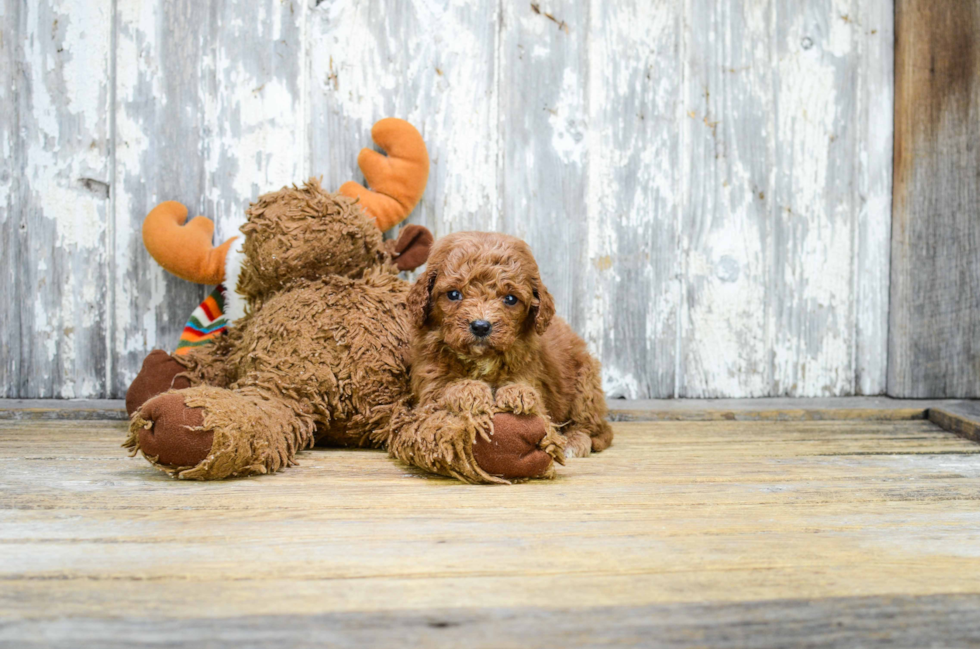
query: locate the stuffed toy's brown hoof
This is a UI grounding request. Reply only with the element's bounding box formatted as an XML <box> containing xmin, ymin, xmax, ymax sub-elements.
<box><xmin>472</xmin><ymin>413</ymin><xmax>554</xmax><ymax>479</ymax></box>
<box><xmin>135</xmin><ymin>394</ymin><xmax>213</xmax><ymax>467</ymax></box>
<box><xmin>126</xmin><ymin>350</ymin><xmax>191</xmax><ymax>416</ymax></box>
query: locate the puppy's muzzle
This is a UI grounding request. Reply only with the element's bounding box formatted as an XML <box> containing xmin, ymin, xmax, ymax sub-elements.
<box><xmin>469</xmin><ymin>320</ymin><xmax>492</xmax><ymax>338</ymax></box>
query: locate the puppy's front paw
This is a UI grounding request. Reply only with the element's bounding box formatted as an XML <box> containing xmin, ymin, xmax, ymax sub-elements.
<box><xmin>493</xmin><ymin>383</ymin><xmax>542</xmax><ymax>415</ymax></box>
<box><xmin>440</xmin><ymin>380</ymin><xmax>494</xmax><ymax>416</ymax></box>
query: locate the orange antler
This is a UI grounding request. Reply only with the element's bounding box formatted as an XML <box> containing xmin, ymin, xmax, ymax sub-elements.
<box><xmin>142</xmin><ymin>201</ymin><xmax>237</xmax><ymax>284</ymax></box>
<box><xmin>339</xmin><ymin>118</ymin><xmax>430</xmax><ymax>231</ymax></box>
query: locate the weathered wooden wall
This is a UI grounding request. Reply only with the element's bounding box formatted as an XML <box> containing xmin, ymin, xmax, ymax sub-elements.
<box><xmin>1</xmin><ymin>0</ymin><xmax>894</xmax><ymax>399</ymax></box>
<box><xmin>890</xmin><ymin>1</ymin><xmax>980</xmax><ymax>398</ymax></box>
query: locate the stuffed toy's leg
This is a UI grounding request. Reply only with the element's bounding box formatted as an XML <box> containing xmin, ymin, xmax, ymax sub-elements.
<box><xmin>125</xmin><ymin>344</ymin><xmax>237</xmax><ymax>417</ymax></box>
<box><xmin>125</xmin><ymin>385</ymin><xmax>316</xmax><ymax>480</ymax></box>
<box><xmin>125</xmin><ymin>351</ymin><xmax>192</xmax><ymax>417</ymax></box>
<box><xmin>387</xmin><ymin>381</ymin><xmax>565</xmax><ymax>485</ymax></box>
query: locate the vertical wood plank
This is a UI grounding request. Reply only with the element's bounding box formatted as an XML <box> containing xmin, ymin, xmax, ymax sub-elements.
<box><xmin>771</xmin><ymin>0</ymin><xmax>891</xmax><ymax>397</ymax></box>
<box><xmin>678</xmin><ymin>0</ymin><xmax>774</xmax><ymax>398</ymax></box>
<box><xmin>889</xmin><ymin>1</ymin><xmax>980</xmax><ymax>398</ymax></box>
<box><xmin>112</xmin><ymin>0</ymin><xmax>307</xmax><ymax>397</ymax></box>
<box><xmin>853</xmin><ymin>0</ymin><xmax>893</xmax><ymax>396</ymax></box>
<box><xmin>205</xmin><ymin>0</ymin><xmax>308</xmax><ymax>243</ymax></box>
<box><xmin>0</xmin><ymin>0</ymin><xmax>22</xmax><ymax>397</ymax></box>
<box><xmin>679</xmin><ymin>0</ymin><xmax>892</xmax><ymax>397</ymax></box>
<box><xmin>497</xmin><ymin>1</ymin><xmax>588</xmax><ymax>338</ymax></box>
<box><xmin>581</xmin><ymin>1</ymin><xmax>680</xmax><ymax>398</ymax></box>
<box><xmin>112</xmin><ymin>0</ymin><xmax>212</xmax><ymax>396</ymax></box>
<box><xmin>308</xmin><ymin>0</ymin><xmax>499</xmax><ymax>236</ymax></box>
<box><xmin>767</xmin><ymin>0</ymin><xmax>862</xmax><ymax>396</ymax></box>
<box><xmin>5</xmin><ymin>0</ymin><xmax>112</xmax><ymax>397</ymax></box>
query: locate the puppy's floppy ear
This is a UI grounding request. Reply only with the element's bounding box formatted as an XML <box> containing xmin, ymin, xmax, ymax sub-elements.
<box><xmin>407</xmin><ymin>266</ymin><xmax>438</xmax><ymax>329</ymax></box>
<box><xmin>527</xmin><ymin>277</ymin><xmax>555</xmax><ymax>335</ymax></box>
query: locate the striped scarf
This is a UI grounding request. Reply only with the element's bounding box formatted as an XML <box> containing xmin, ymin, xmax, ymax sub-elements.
<box><xmin>175</xmin><ymin>285</ymin><xmax>230</xmax><ymax>355</ymax></box>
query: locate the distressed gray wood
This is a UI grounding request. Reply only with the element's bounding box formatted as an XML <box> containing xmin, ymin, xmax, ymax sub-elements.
<box><xmin>308</xmin><ymin>0</ymin><xmax>500</xmax><ymax>235</ymax></box>
<box><xmin>206</xmin><ymin>0</ymin><xmax>307</xmax><ymax>244</ymax></box>
<box><xmin>580</xmin><ymin>1</ymin><xmax>682</xmax><ymax>399</ymax></box>
<box><xmin>679</xmin><ymin>1</ymin><xmax>892</xmax><ymax>398</ymax></box>
<box><xmin>4</xmin><ymin>0</ymin><xmax>898</xmax><ymax>399</ymax></box>
<box><xmin>112</xmin><ymin>0</ymin><xmax>214</xmax><ymax>396</ymax></box>
<box><xmin>2</xmin><ymin>0</ymin><xmax>112</xmax><ymax>398</ymax></box>
<box><xmin>5</xmin><ymin>595</ymin><xmax>980</xmax><ymax>649</ymax></box>
<box><xmin>889</xmin><ymin>1</ymin><xmax>980</xmax><ymax>398</ymax></box>
<box><xmin>112</xmin><ymin>0</ymin><xmax>307</xmax><ymax>397</ymax></box>
<box><xmin>854</xmin><ymin>0</ymin><xmax>894</xmax><ymax>395</ymax></box>
<box><xmin>497</xmin><ymin>1</ymin><xmax>589</xmax><ymax>352</ymax></box>
<box><xmin>0</xmin><ymin>0</ymin><xmax>22</xmax><ymax>398</ymax></box>
<box><xmin>679</xmin><ymin>0</ymin><xmax>774</xmax><ymax>398</ymax></box>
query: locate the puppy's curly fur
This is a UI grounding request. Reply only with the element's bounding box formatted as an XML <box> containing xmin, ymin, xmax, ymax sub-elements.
<box><xmin>407</xmin><ymin>231</ymin><xmax>613</xmax><ymax>458</ymax></box>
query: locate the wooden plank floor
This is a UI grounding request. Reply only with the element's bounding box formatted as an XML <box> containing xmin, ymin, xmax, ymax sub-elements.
<box><xmin>2</xmin><ymin>416</ymin><xmax>980</xmax><ymax>647</ymax></box>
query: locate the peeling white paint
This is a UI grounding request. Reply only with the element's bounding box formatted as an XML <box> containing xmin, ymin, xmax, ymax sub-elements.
<box><xmin>60</xmin><ymin>3</ymin><xmax>111</xmax><ymax>120</ymax></box>
<box><xmin>208</xmin><ymin>73</ymin><xmax>305</xmax><ymax>241</ymax></box>
<box><xmin>826</xmin><ymin>0</ymin><xmax>856</xmax><ymax>58</ymax></box>
<box><xmin>769</xmin><ymin>6</ymin><xmax>857</xmax><ymax>396</ymax></box>
<box><xmin>548</xmin><ymin>68</ymin><xmax>587</xmax><ymax>166</ymax></box>
<box><xmin>10</xmin><ymin>0</ymin><xmax>111</xmax><ymax>397</ymax></box>
<box><xmin>6</xmin><ymin>0</ymin><xmax>895</xmax><ymax>399</ymax></box>
<box><xmin>310</xmin><ymin>0</ymin><xmax>500</xmax><ymax>232</ymax></box>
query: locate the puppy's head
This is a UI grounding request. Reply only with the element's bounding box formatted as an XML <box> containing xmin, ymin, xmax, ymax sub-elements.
<box><xmin>407</xmin><ymin>232</ymin><xmax>555</xmax><ymax>358</ymax></box>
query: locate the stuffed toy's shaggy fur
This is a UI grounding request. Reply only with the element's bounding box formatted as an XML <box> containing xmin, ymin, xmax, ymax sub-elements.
<box><xmin>125</xmin><ymin>180</ymin><xmax>422</xmax><ymax>478</ymax></box>
<box><xmin>407</xmin><ymin>232</ymin><xmax>613</xmax><ymax>462</ymax></box>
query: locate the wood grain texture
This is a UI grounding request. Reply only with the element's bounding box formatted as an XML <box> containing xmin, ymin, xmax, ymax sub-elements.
<box><xmin>308</xmin><ymin>0</ymin><xmax>500</xmax><ymax>234</ymax></box>
<box><xmin>1</xmin><ymin>418</ymin><xmax>980</xmax><ymax>646</ymax></box>
<box><xmin>112</xmin><ymin>0</ymin><xmax>214</xmax><ymax>396</ymax></box>
<box><xmin>6</xmin><ymin>595</ymin><xmax>980</xmax><ymax>649</ymax></box>
<box><xmin>890</xmin><ymin>1</ymin><xmax>980</xmax><ymax>398</ymax></box>
<box><xmin>929</xmin><ymin>401</ymin><xmax>980</xmax><ymax>444</ymax></box>
<box><xmin>0</xmin><ymin>0</ymin><xmax>20</xmax><ymax>398</ymax></box>
<box><xmin>679</xmin><ymin>0</ymin><xmax>893</xmax><ymax>398</ymax></box>
<box><xmin>206</xmin><ymin>0</ymin><xmax>307</xmax><ymax>244</ymax></box>
<box><xmin>0</xmin><ymin>399</ymin><xmax>129</xmax><ymax>420</ymax></box>
<box><xmin>498</xmin><ymin>0</ymin><xmax>588</xmax><ymax>353</ymax></box>
<box><xmin>607</xmin><ymin>396</ymin><xmax>945</xmax><ymax>421</ymax></box>
<box><xmin>2</xmin><ymin>0</ymin><xmax>112</xmax><ymax>398</ymax></box>
<box><xmin>111</xmin><ymin>0</ymin><xmax>307</xmax><ymax>397</ymax></box>
<box><xmin>580</xmin><ymin>1</ymin><xmax>681</xmax><ymax>398</ymax></box>
<box><xmin>4</xmin><ymin>1</ymin><xmax>895</xmax><ymax>398</ymax></box>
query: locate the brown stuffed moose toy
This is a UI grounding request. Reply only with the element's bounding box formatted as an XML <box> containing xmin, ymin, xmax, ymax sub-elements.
<box><xmin>124</xmin><ymin>118</ymin><xmax>564</xmax><ymax>484</ymax></box>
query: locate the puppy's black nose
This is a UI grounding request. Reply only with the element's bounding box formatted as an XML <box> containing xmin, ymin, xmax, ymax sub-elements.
<box><xmin>469</xmin><ymin>320</ymin><xmax>492</xmax><ymax>338</ymax></box>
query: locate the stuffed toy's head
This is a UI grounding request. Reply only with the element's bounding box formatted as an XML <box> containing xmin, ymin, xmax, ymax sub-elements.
<box><xmin>239</xmin><ymin>180</ymin><xmax>384</xmax><ymax>294</ymax></box>
<box><xmin>141</xmin><ymin>118</ymin><xmax>433</xmax><ymax>311</ymax></box>
<box><xmin>233</xmin><ymin>178</ymin><xmax>427</xmax><ymax>300</ymax></box>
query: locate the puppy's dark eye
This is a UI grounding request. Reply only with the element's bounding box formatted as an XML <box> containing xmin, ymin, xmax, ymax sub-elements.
<box><xmin>503</xmin><ymin>294</ymin><xmax>519</xmax><ymax>306</ymax></box>
<box><xmin>446</xmin><ymin>290</ymin><xmax>462</xmax><ymax>302</ymax></box>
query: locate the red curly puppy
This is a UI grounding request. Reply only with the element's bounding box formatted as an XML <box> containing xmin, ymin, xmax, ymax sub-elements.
<box><xmin>407</xmin><ymin>231</ymin><xmax>613</xmax><ymax>471</ymax></box>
